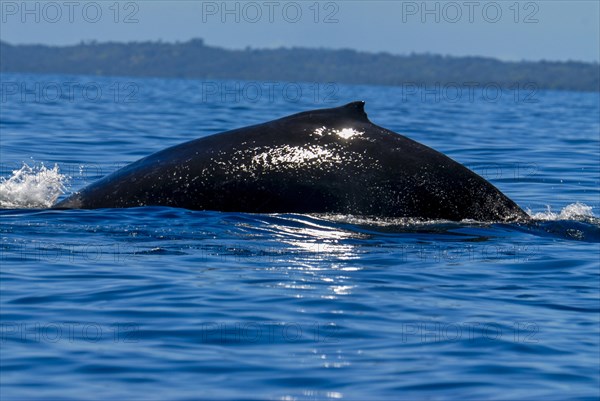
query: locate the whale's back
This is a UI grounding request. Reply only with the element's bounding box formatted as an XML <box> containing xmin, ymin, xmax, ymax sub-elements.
<box><xmin>55</xmin><ymin>102</ymin><xmax>528</xmax><ymax>222</ymax></box>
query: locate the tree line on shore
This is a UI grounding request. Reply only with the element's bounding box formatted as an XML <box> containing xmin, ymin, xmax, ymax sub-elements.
<box><xmin>1</xmin><ymin>39</ymin><xmax>597</xmax><ymax>92</ymax></box>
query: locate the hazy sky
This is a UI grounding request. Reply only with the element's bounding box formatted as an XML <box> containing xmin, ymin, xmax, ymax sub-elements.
<box><xmin>1</xmin><ymin>1</ymin><xmax>598</xmax><ymax>62</ymax></box>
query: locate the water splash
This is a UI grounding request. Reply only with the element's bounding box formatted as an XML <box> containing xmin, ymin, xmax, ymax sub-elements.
<box><xmin>0</xmin><ymin>163</ymin><xmax>69</xmax><ymax>209</ymax></box>
<box><xmin>528</xmin><ymin>202</ymin><xmax>595</xmax><ymax>221</ymax></box>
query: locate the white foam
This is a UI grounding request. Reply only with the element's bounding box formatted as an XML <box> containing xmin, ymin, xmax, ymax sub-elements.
<box><xmin>528</xmin><ymin>202</ymin><xmax>595</xmax><ymax>221</ymax></box>
<box><xmin>0</xmin><ymin>163</ymin><xmax>69</xmax><ymax>209</ymax></box>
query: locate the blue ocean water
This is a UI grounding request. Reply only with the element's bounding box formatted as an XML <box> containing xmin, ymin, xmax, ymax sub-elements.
<box><xmin>1</xmin><ymin>73</ymin><xmax>599</xmax><ymax>401</ymax></box>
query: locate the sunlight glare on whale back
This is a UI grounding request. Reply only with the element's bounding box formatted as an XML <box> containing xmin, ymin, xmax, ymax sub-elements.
<box><xmin>250</xmin><ymin>145</ymin><xmax>339</xmax><ymax>170</ymax></box>
<box><xmin>247</xmin><ymin>127</ymin><xmax>367</xmax><ymax>171</ymax></box>
<box><xmin>335</xmin><ymin>128</ymin><xmax>363</xmax><ymax>140</ymax></box>
<box><xmin>313</xmin><ymin>126</ymin><xmax>364</xmax><ymax>140</ymax></box>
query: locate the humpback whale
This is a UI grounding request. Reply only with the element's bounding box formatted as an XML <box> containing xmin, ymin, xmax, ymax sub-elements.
<box><xmin>55</xmin><ymin>101</ymin><xmax>528</xmax><ymax>222</ymax></box>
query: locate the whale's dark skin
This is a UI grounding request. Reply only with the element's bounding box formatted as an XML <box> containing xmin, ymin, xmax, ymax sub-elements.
<box><xmin>55</xmin><ymin>101</ymin><xmax>529</xmax><ymax>222</ymax></box>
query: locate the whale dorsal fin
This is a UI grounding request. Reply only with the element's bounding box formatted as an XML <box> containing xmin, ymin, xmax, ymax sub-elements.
<box><xmin>282</xmin><ymin>100</ymin><xmax>370</xmax><ymax>123</ymax></box>
<box><xmin>340</xmin><ymin>101</ymin><xmax>369</xmax><ymax>121</ymax></box>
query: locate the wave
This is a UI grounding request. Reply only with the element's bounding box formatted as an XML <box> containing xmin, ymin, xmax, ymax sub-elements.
<box><xmin>0</xmin><ymin>163</ymin><xmax>69</xmax><ymax>209</ymax></box>
<box><xmin>319</xmin><ymin>203</ymin><xmax>597</xmax><ymax>227</ymax></box>
<box><xmin>527</xmin><ymin>202</ymin><xmax>596</xmax><ymax>221</ymax></box>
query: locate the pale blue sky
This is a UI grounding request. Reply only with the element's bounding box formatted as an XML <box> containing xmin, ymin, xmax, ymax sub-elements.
<box><xmin>1</xmin><ymin>0</ymin><xmax>598</xmax><ymax>62</ymax></box>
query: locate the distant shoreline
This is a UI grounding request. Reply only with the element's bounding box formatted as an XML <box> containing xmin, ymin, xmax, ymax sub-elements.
<box><xmin>1</xmin><ymin>39</ymin><xmax>598</xmax><ymax>92</ymax></box>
